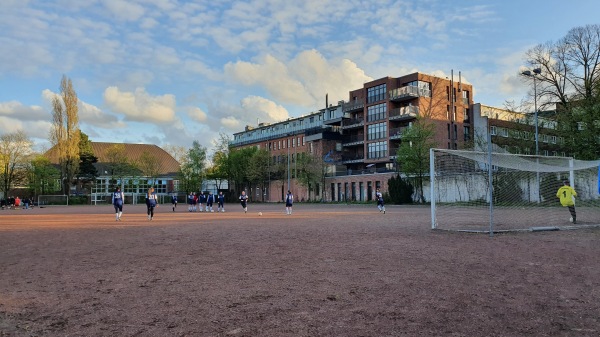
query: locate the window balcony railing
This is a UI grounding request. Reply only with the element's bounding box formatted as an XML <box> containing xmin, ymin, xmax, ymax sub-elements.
<box><xmin>389</xmin><ymin>106</ymin><xmax>419</xmax><ymax>120</ymax></box>
<box><xmin>342</xmin><ymin>118</ymin><xmax>364</xmax><ymax>129</ymax></box>
<box><xmin>342</xmin><ymin>99</ymin><xmax>365</xmax><ymax>112</ymax></box>
<box><xmin>389</xmin><ymin>86</ymin><xmax>431</xmax><ymax>102</ymax></box>
<box><xmin>341</xmin><ymin>155</ymin><xmax>365</xmax><ymax>163</ymax></box>
<box><xmin>342</xmin><ymin>134</ymin><xmax>365</xmax><ymax>145</ymax></box>
<box><xmin>389</xmin><ymin>127</ymin><xmax>407</xmax><ymax>139</ymax></box>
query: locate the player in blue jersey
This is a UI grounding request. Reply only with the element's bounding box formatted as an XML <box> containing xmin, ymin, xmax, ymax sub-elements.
<box><xmin>187</xmin><ymin>192</ymin><xmax>194</xmax><ymax>212</ymax></box>
<box><xmin>239</xmin><ymin>191</ymin><xmax>248</xmax><ymax>213</ymax></box>
<box><xmin>112</xmin><ymin>186</ymin><xmax>124</xmax><ymax>221</ymax></box>
<box><xmin>206</xmin><ymin>192</ymin><xmax>214</xmax><ymax>212</ymax></box>
<box><xmin>285</xmin><ymin>190</ymin><xmax>294</xmax><ymax>215</ymax></box>
<box><xmin>198</xmin><ymin>192</ymin><xmax>205</xmax><ymax>212</ymax></box>
<box><xmin>171</xmin><ymin>193</ymin><xmax>178</xmax><ymax>212</ymax></box>
<box><xmin>146</xmin><ymin>187</ymin><xmax>158</xmax><ymax>220</ymax></box>
<box><xmin>217</xmin><ymin>191</ymin><xmax>225</xmax><ymax>212</ymax></box>
<box><xmin>376</xmin><ymin>188</ymin><xmax>386</xmax><ymax>214</ymax></box>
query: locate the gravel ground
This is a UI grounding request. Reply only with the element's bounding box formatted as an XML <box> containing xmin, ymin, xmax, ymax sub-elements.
<box><xmin>1</xmin><ymin>203</ymin><xmax>599</xmax><ymax>336</ymax></box>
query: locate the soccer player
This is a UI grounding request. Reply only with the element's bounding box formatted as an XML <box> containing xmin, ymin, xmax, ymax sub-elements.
<box><xmin>217</xmin><ymin>191</ymin><xmax>225</xmax><ymax>212</ymax></box>
<box><xmin>239</xmin><ymin>191</ymin><xmax>248</xmax><ymax>213</ymax></box>
<box><xmin>206</xmin><ymin>192</ymin><xmax>214</xmax><ymax>212</ymax></box>
<box><xmin>146</xmin><ymin>187</ymin><xmax>158</xmax><ymax>220</ymax></box>
<box><xmin>187</xmin><ymin>192</ymin><xmax>194</xmax><ymax>212</ymax></box>
<box><xmin>198</xmin><ymin>192</ymin><xmax>205</xmax><ymax>212</ymax></box>
<box><xmin>285</xmin><ymin>190</ymin><xmax>294</xmax><ymax>215</ymax></box>
<box><xmin>112</xmin><ymin>186</ymin><xmax>124</xmax><ymax>221</ymax></box>
<box><xmin>556</xmin><ymin>180</ymin><xmax>577</xmax><ymax>224</ymax></box>
<box><xmin>376</xmin><ymin>188</ymin><xmax>386</xmax><ymax>214</ymax></box>
<box><xmin>171</xmin><ymin>193</ymin><xmax>178</xmax><ymax>212</ymax></box>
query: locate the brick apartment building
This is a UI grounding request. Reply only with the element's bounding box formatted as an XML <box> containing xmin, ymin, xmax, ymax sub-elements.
<box><xmin>231</xmin><ymin>72</ymin><xmax>474</xmax><ymax>202</ymax></box>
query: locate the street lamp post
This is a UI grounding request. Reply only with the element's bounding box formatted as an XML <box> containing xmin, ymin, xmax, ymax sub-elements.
<box><xmin>287</xmin><ymin>136</ymin><xmax>291</xmax><ymax>193</ymax></box>
<box><xmin>521</xmin><ymin>68</ymin><xmax>542</xmax><ymax>156</ymax></box>
<box><xmin>521</xmin><ymin>67</ymin><xmax>542</xmax><ymax>203</ymax></box>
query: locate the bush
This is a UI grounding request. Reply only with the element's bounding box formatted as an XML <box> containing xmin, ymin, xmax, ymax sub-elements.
<box><xmin>387</xmin><ymin>175</ymin><xmax>414</xmax><ymax>204</ymax></box>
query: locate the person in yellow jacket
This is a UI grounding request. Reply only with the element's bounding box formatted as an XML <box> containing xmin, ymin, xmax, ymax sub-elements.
<box><xmin>556</xmin><ymin>180</ymin><xmax>577</xmax><ymax>224</ymax></box>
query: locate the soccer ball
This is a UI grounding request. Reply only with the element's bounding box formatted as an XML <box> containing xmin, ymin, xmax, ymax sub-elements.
<box><xmin>569</xmin><ymin>217</ymin><xmax>573</xmax><ymax>223</ymax></box>
<box><xmin>258</xmin><ymin>212</ymin><xmax>263</xmax><ymax>216</ymax></box>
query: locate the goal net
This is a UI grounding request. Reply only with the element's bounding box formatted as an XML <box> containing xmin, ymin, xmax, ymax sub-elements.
<box><xmin>37</xmin><ymin>195</ymin><xmax>69</xmax><ymax>206</ymax></box>
<box><xmin>430</xmin><ymin>148</ymin><xmax>600</xmax><ymax>232</ymax></box>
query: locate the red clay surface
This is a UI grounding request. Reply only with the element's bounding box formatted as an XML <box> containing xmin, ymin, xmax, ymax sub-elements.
<box><xmin>1</xmin><ymin>203</ymin><xmax>599</xmax><ymax>336</ymax></box>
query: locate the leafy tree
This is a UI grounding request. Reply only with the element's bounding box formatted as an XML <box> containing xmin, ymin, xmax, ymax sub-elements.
<box><xmin>49</xmin><ymin>75</ymin><xmax>80</xmax><ymax>194</ymax></box>
<box><xmin>226</xmin><ymin>147</ymin><xmax>256</xmax><ymax>196</ymax></box>
<box><xmin>247</xmin><ymin>149</ymin><xmax>270</xmax><ymax>201</ymax></box>
<box><xmin>296</xmin><ymin>152</ymin><xmax>324</xmax><ymax>201</ymax></box>
<box><xmin>105</xmin><ymin>144</ymin><xmax>138</xmax><ymax>189</ymax></box>
<box><xmin>27</xmin><ymin>154</ymin><xmax>61</xmax><ymax>196</ymax></box>
<box><xmin>208</xmin><ymin>133</ymin><xmax>232</xmax><ymax>192</ymax></box>
<box><xmin>0</xmin><ymin>130</ymin><xmax>33</xmax><ymax>199</ymax></box>
<box><xmin>523</xmin><ymin>24</ymin><xmax>600</xmax><ymax>159</ymax></box>
<box><xmin>138</xmin><ymin>151</ymin><xmax>161</xmax><ymax>183</ymax></box>
<box><xmin>396</xmin><ymin>118</ymin><xmax>437</xmax><ymax>203</ymax></box>
<box><xmin>178</xmin><ymin>141</ymin><xmax>207</xmax><ymax>193</ymax></box>
<box><xmin>77</xmin><ymin>131</ymin><xmax>97</xmax><ymax>192</ymax></box>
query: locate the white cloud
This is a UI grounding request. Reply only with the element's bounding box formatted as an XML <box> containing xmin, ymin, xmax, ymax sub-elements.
<box><xmin>103</xmin><ymin>87</ymin><xmax>176</xmax><ymax>123</ymax></box>
<box><xmin>224</xmin><ymin>50</ymin><xmax>371</xmax><ymax>107</ymax></box>
<box><xmin>102</xmin><ymin>0</ymin><xmax>145</xmax><ymax>22</ymax></box>
<box><xmin>220</xmin><ymin>116</ymin><xmax>240</xmax><ymax>130</ymax></box>
<box><xmin>240</xmin><ymin>96</ymin><xmax>289</xmax><ymax>123</ymax></box>
<box><xmin>186</xmin><ymin>107</ymin><xmax>208</xmax><ymax>123</ymax></box>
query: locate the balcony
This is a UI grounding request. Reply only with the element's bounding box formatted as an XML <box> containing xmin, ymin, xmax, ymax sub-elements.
<box><xmin>389</xmin><ymin>86</ymin><xmax>431</xmax><ymax>102</ymax></box>
<box><xmin>341</xmin><ymin>155</ymin><xmax>365</xmax><ymax>164</ymax></box>
<box><xmin>342</xmin><ymin>134</ymin><xmax>365</xmax><ymax>146</ymax></box>
<box><xmin>342</xmin><ymin>118</ymin><xmax>364</xmax><ymax>129</ymax></box>
<box><xmin>389</xmin><ymin>106</ymin><xmax>418</xmax><ymax>121</ymax></box>
<box><xmin>389</xmin><ymin>127</ymin><xmax>407</xmax><ymax>140</ymax></box>
<box><xmin>342</xmin><ymin>99</ymin><xmax>365</xmax><ymax>113</ymax></box>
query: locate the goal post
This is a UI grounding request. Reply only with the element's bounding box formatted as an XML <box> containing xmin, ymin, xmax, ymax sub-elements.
<box><xmin>430</xmin><ymin>148</ymin><xmax>600</xmax><ymax>233</ymax></box>
<box><xmin>37</xmin><ymin>195</ymin><xmax>69</xmax><ymax>206</ymax></box>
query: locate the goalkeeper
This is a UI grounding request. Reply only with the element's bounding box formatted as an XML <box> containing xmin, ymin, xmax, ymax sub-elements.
<box><xmin>556</xmin><ymin>181</ymin><xmax>577</xmax><ymax>224</ymax></box>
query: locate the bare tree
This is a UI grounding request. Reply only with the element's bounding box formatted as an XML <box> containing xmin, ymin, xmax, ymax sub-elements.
<box><xmin>522</xmin><ymin>24</ymin><xmax>600</xmax><ymax>159</ymax></box>
<box><xmin>49</xmin><ymin>75</ymin><xmax>80</xmax><ymax>194</ymax></box>
<box><xmin>0</xmin><ymin>130</ymin><xmax>33</xmax><ymax>199</ymax></box>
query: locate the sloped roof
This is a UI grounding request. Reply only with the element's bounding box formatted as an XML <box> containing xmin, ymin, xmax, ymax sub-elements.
<box><xmin>47</xmin><ymin>142</ymin><xmax>180</xmax><ymax>177</ymax></box>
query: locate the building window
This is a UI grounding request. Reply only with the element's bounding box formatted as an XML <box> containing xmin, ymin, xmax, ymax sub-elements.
<box><xmin>500</xmin><ymin>128</ymin><xmax>508</xmax><ymax>137</ymax></box>
<box><xmin>367</xmin><ymin>122</ymin><xmax>387</xmax><ymax>140</ymax></box>
<box><xmin>367</xmin><ymin>103</ymin><xmax>386</xmax><ymax>122</ymax></box>
<box><xmin>367</xmin><ymin>84</ymin><xmax>386</xmax><ymax>104</ymax></box>
<box><xmin>463</xmin><ymin>126</ymin><xmax>470</xmax><ymax>141</ymax></box>
<box><xmin>453</xmin><ymin>124</ymin><xmax>458</xmax><ymax>140</ymax></box>
<box><xmin>367</xmin><ymin>141</ymin><xmax>388</xmax><ymax>159</ymax></box>
<box><xmin>490</xmin><ymin>126</ymin><xmax>497</xmax><ymax>135</ymax></box>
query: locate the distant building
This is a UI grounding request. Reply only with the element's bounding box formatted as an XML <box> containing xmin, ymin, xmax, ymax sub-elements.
<box><xmin>472</xmin><ymin>104</ymin><xmax>567</xmax><ymax>156</ymax></box>
<box><xmin>47</xmin><ymin>142</ymin><xmax>180</xmax><ymax>202</ymax></box>
<box><xmin>231</xmin><ymin>72</ymin><xmax>474</xmax><ymax>202</ymax></box>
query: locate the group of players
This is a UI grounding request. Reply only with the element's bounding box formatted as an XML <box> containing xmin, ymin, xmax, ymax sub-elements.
<box><xmin>182</xmin><ymin>191</ymin><xmax>225</xmax><ymax>213</ymax></box>
<box><xmin>110</xmin><ymin>187</ymin><xmax>391</xmax><ymax>221</ymax></box>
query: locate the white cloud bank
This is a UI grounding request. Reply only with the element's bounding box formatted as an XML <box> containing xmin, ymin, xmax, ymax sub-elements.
<box><xmin>104</xmin><ymin>87</ymin><xmax>176</xmax><ymax>123</ymax></box>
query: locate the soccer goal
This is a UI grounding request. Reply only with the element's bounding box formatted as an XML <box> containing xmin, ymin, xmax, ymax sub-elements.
<box><xmin>37</xmin><ymin>195</ymin><xmax>69</xmax><ymax>206</ymax></box>
<box><xmin>430</xmin><ymin>148</ymin><xmax>600</xmax><ymax>233</ymax></box>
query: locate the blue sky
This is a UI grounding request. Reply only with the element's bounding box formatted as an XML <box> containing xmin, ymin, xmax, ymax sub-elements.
<box><xmin>1</xmin><ymin>0</ymin><xmax>598</xmax><ymax>153</ymax></box>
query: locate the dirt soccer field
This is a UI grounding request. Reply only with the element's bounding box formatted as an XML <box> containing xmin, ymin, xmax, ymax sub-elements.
<box><xmin>1</xmin><ymin>203</ymin><xmax>599</xmax><ymax>336</ymax></box>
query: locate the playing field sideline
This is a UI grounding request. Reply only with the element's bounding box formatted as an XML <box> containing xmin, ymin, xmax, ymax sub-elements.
<box><xmin>1</xmin><ymin>203</ymin><xmax>599</xmax><ymax>336</ymax></box>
